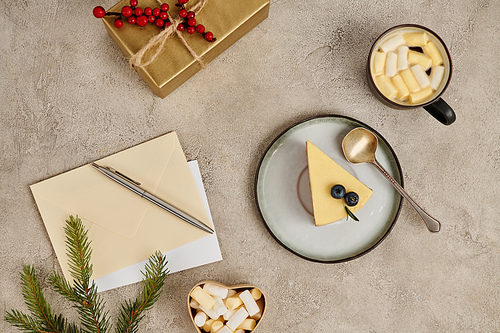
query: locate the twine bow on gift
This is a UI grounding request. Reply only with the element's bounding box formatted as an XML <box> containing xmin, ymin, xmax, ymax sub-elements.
<box><xmin>129</xmin><ymin>0</ymin><xmax>208</xmax><ymax>69</ymax></box>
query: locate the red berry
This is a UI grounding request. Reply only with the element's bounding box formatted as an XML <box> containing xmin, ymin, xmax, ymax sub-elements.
<box><xmin>128</xmin><ymin>16</ymin><xmax>136</xmax><ymax>24</ymax></box>
<box><xmin>178</xmin><ymin>9</ymin><xmax>187</xmax><ymax>18</ymax></box>
<box><xmin>177</xmin><ymin>23</ymin><xmax>185</xmax><ymax>31</ymax></box>
<box><xmin>187</xmin><ymin>18</ymin><xmax>196</xmax><ymax>26</ymax></box>
<box><xmin>204</xmin><ymin>31</ymin><xmax>214</xmax><ymax>41</ymax></box>
<box><xmin>144</xmin><ymin>7</ymin><xmax>152</xmax><ymax>15</ymax></box>
<box><xmin>93</xmin><ymin>6</ymin><xmax>106</xmax><ymax>18</ymax></box>
<box><xmin>161</xmin><ymin>3</ymin><xmax>169</xmax><ymax>11</ymax></box>
<box><xmin>152</xmin><ymin>8</ymin><xmax>161</xmax><ymax>16</ymax></box>
<box><xmin>196</xmin><ymin>24</ymin><xmax>205</xmax><ymax>33</ymax></box>
<box><xmin>121</xmin><ymin>6</ymin><xmax>133</xmax><ymax>17</ymax></box>
<box><xmin>159</xmin><ymin>11</ymin><xmax>168</xmax><ymax>20</ymax></box>
<box><xmin>148</xmin><ymin>15</ymin><xmax>156</xmax><ymax>23</ymax></box>
<box><xmin>155</xmin><ymin>19</ymin><xmax>164</xmax><ymax>27</ymax></box>
<box><xmin>187</xmin><ymin>26</ymin><xmax>195</xmax><ymax>34</ymax></box>
<box><xmin>187</xmin><ymin>11</ymin><xmax>195</xmax><ymax>19</ymax></box>
<box><xmin>114</xmin><ymin>19</ymin><xmax>123</xmax><ymax>28</ymax></box>
<box><xmin>130</xmin><ymin>0</ymin><xmax>138</xmax><ymax>6</ymax></box>
<box><xmin>166</xmin><ymin>21</ymin><xmax>172</xmax><ymax>27</ymax></box>
<box><xmin>134</xmin><ymin>7</ymin><xmax>143</xmax><ymax>16</ymax></box>
<box><xmin>136</xmin><ymin>15</ymin><xmax>148</xmax><ymax>26</ymax></box>
<box><xmin>179</xmin><ymin>0</ymin><xmax>189</xmax><ymax>4</ymax></box>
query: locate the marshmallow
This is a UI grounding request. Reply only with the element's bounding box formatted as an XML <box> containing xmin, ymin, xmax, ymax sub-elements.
<box><xmin>226</xmin><ymin>307</ymin><xmax>249</xmax><ymax>331</ymax></box>
<box><xmin>409</xmin><ymin>86</ymin><xmax>433</xmax><ymax>104</ymax></box>
<box><xmin>211</xmin><ymin>320</ymin><xmax>224</xmax><ymax>333</ymax></box>
<box><xmin>423</xmin><ymin>41</ymin><xmax>444</xmax><ymax>66</ymax></box>
<box><xmin>250</xmin><ymin>288</ymin><xmax>262</xmax><ymax>301</ymax></box>
<box><xmin>380</xmin><ymin>34</ymin><xmax>406</xmax><ymax>53</ymax></box>
<box><xmin>251</xmin><ymin>297</ymin><xmax>265</xmax><ymax>320</ymax></box>
<box><xmin>237</xmin><ymin>319</ymin><xmax>257</xmax><ymax>331</ymax></box>
<box><xmin>430</xmin><ymin>66</ymin><xmax>445</xmax><ymax>90</ymax></box>
<box><xmin>403</xmin><ymin>32</ymin><xmax>428</xmax><ymax>46</ymax></box>
<box><xmin>373</xmin><ymin>51</ymin><xmax>386</xmax><ymax>76</ymax></box>
<box><xmin>223</xmin><ymin>309</ymin><xmax>238</xmax><ymax>321</ymax></box>
<box><xmin>239</xmin><ymin>290</ymin><xmax>260</xmax><ymax>316</ymax></box>
<box><xmin>400</xmin><ymin>69</ymin><xmax>421</xmax><ymax>93</ymax></box>
<box><xmin>234</xmin><ymin>330</ymin><xmax>245</xmax><ymax>333</ymax></box>
<box><xmin>217</xmin><ymin>327</ymin><xmax>233</xmax><ymax>333</ymax></box>
<box><xmin>203</xmin><ymin>319</ymin><xmax>215</xmax><ymax>332</ymax></box>
<box><xmin>227</xmin><ymin>290</ymin><xmax>237</xmax><ymax>298</ymax></box>
<box><xmin>408</xmin><ymin>51</ymin><xmax>432</xmax><ymax>70</ymax></box>
<box><xmin>225</xmin><ymin>295</ymin><xmax>243</xmax><ymax>310</ymax></box>
<box><xmin>250</xmin><ymin>312</ymin><xmax>261</xmax><ymax>321</ymax></box>
<box><xmin>214</xmin><ymin>297</ymin><xmax>228</xmax><ymax>316</ymax></box>
<box><xmin>411</xmin><ymin>65</ymin><xmax>430</xmax><ymax>89</ymax></box>
<box><xmin>203</xmin><ymin>284</ymin><xmax>229</xmax><ymax>300</ymax></box>
<box><xmin>190</xmin><ymin>300</ymin><xmax>200</xmax><ymax>310</ymax></box>
<box><xmin>191</xmin><ymin>287</ymin><xmax>216</xmax><ymax>310</ymax></box>
<box><xmin>391</xmin><ymin>74</ymin><xmax>410</xmax><ymax>101</ymax></box>
<box><xmin>375</xmin><ymin>75</ymin><xmax>398</xmax><ymax>99</ymax></box>
<box><xmin>397</xmin><ymin>45</ymin><xmax>409</xmax><ymax>71</ymax></box>
<box><xmin>385</xmin><ymin>52</ymin><xmax>398</xmax><ymax>77</ymax></box>
<box><xmin>194</xmin><ymin>311</ymin><xmax>207</xmax><ymax>327</ymax></box>
<box><xmin>199</xmin><ymin>304</ymin><xmax>220</xmax><ymax>320</ymax></box>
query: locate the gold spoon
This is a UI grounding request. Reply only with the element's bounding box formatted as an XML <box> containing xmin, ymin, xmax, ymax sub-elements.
<box><xmin>342</xmin><ymin>127</ymin><xmax>441</xmax><ymax>232</ymax></box>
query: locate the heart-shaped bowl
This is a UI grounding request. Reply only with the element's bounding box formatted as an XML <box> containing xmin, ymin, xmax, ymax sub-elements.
<box><xmin>188</xmin><ymin>280</ymin><xmax>267</xmax><ymax>333</ymax></box>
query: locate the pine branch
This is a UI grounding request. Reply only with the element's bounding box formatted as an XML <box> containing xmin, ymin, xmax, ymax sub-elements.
<box><xmin>114</xmin><ymin>251</ymin><xmax>169</xmax><ymax>333</ymax></box>
<box><xmin>6</xmin><ymin>215</ymin><xmax>169</xmax><ymax>333</ymax></box>
<box><xmin>48</xmin><ymin>271</ymin><xmax>82</xmax><ymax>306</ymax></box>
<box><xmin>5</xmin><ymin>309</ymin><xmax>45</xmax><ymax>333</ymax></box>
<box><xmin>4</xmin><ymin>266</ymin><xmax>75</xmax><ymax>333</ymax></box>
<box><xmin>139</xmin><ymin>252</ymin><xmax>169</xmax><ymax>312</ymax></box>
<box><xmin>64</xmin><ymin>216</ymin><xmax>93</xmax><ymax>286</ymax></box>
<box><xmin>114</xmin><ymin>299</ymin><xmax>141</xmax><ymax>333</ymax></box>
<box><xmin>17</xmin><ymin>265</ymin><xmax>59</xmax><ymax>332</ymax></box>
<box><xmin>50</xmin><ymin>266</ymin><xmax>107</xmax><ymax>333</ymax></box>
<box><xmin>51</xmin><ymin>314</ymin><xmax>81</xmax><ymax>333</ymax></box>
<box><xmin>20</xmin><ymin>266</ymin><xmax>55</xmax><ymax>331</ymax></box>
<box><xmin>64</xmin><ymin>216</ymin><xmax>110</xmax><ymax>333</ymax></box>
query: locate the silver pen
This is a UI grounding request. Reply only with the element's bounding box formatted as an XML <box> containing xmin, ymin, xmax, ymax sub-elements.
<box><xmin>91</xmin><ymin>163</ymin><xmax>214</xmax><ymax>234</ymax></box>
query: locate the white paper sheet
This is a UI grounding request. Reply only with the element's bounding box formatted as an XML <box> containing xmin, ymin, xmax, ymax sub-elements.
<box><xmin>94</xmin><ymin>160</ymin><xmax>222</xmax><ymax>292</ymax></box>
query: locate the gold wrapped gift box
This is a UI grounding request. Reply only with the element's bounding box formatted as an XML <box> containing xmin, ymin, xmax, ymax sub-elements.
<box><xmin>101</xmin><ymin>0</ymin><xmax>270</xmax><ymax>98</ymax></box>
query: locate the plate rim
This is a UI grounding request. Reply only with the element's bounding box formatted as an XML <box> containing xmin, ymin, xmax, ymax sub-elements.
<box><xmin>254</xmin><ymin>114</ymin><xmax>404</xmax><ymax>263</ymax></box>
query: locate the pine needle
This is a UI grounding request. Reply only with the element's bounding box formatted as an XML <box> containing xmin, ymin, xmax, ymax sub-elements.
<box><xmin>115</xmin><ymin>251</ymin><xmax>169</xmax><ymax>333</ymax></box>
<box><xmin>63</xmin><ymin>215</ymin><xmax>110</xmax><ymax>333</ymax></box>
<box><xmin>5</xmin><ymin>308</ymin><xmax>44</xmax><ymax>333</ymax></box>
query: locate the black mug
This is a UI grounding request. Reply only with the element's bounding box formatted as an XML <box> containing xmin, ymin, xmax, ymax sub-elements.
<box><xmin>367</xmin><ymin>24</ymin><xmax>456</xmax><ymax>125</ymax></box>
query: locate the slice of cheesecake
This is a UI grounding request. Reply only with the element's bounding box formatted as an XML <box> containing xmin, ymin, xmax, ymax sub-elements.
<box><xmin>306</xmin><ymin>140</ymin><xmax>373</xmax><ymax>226</ymax></box>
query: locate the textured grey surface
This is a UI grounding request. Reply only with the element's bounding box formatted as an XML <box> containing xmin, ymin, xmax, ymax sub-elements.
<box><xmin>1</xmin><ymin>0</ymin><xmax>499</xmax><ymax>332</ymax></box>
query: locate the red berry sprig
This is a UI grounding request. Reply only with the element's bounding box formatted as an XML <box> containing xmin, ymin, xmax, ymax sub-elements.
<box><xmin>174</xmin><ymin>0</ymin><xmax>215</xmax><ymax>42</ymax></box>
<box><xmin>93</xmin><ymin>0</ymin><xmax>171</xmax><ymax>30</ymax></box>
<box><xmin>92</xmin><ymin>0</ymin><xmax>215</xmax><ymax>42</ymax></box>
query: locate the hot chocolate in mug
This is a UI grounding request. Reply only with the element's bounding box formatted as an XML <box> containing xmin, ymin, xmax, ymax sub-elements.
<box><xmin>367</xmin><ymin>24</ymin><xmax>456</xmax><ymax>125</ymax></box>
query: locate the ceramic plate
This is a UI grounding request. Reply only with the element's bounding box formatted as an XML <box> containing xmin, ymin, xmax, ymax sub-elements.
<box><xmin>255</xmin><ymin>115</ymin><xmax>403</xmax><ymax>262</ymax></box>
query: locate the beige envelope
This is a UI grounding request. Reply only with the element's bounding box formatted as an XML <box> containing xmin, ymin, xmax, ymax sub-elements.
<box><xmin>30</xmin><ymin>131</ymin><xmax>212</xmax><ymax>281</ymax></box>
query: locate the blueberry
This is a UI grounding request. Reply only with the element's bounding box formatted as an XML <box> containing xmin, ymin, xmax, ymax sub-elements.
<box><xmin>330</xmin><ymin>185</ymin><xmax>346</xmax><ymax>199</ymax></box>
<box><xmin>344</xmin><ymin>192</ymin><xmax>359</xmax><ymax>206</ymax></box>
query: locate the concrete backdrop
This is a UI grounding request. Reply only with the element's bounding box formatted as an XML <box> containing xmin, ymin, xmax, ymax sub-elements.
<box><xmin>1</xmin><ymin>0</ymin><xmax>499</xmax><ymax>332</ymax></box>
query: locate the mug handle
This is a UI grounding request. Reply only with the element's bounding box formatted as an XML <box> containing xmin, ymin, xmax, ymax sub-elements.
<box><xmin>423</xmin><ymin>98</ymin><xmax>456</xmax><ymax>125</ymax></box>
